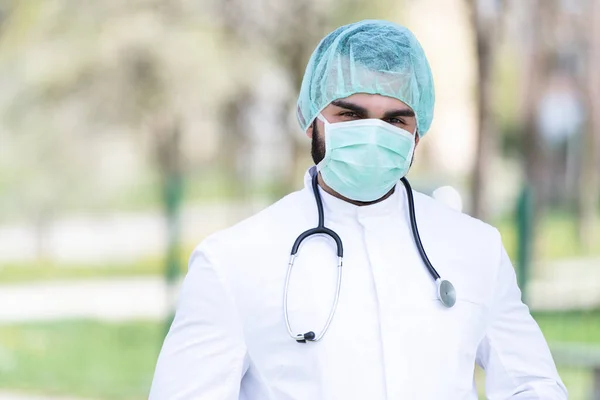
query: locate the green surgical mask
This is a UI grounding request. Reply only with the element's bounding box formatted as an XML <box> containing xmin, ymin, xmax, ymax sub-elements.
<box><xmin>316</xmin><ymin>114</ymin><xmax>416</xmax><ymax>202</ymax></box>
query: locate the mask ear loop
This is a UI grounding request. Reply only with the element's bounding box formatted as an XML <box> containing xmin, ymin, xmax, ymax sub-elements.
<box><xmin>315</xmin><ymin>114</ymin><xmax>331</xmax><ymax>172</ymax></box>
<box><xmin>316</xmin><ymin>113</ymin><xmax>330</xmax><ymax>125</ymax></box>
<box><xmin>407</xmin><ymin>122</ymin><xmax>419</xmax><ymax>170</ymax></box>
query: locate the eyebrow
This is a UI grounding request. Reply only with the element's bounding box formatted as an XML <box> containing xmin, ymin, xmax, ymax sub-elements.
<box><xmin>383</xmin><ymin>108</ymin><xmax>415</xmax><ymax>119</ymax></box>
<box><xmin>331</xmin><ymin>99</ymin><xmax>415</xmax><ymax>119</ymax></box>
<box><xmin>331</xmin><ymin>100</ymin><xmax>368</xmax><ymax>116</ymax></box>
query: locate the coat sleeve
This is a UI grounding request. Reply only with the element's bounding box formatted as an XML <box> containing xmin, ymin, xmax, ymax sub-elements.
<box><xmin>476</xmin><ymin>240</ymin><xmax>568</xmax><ymax>399</ymax></box>
<box><xmin>149</xmin><ymin>244</ymin><xmax>248</xmax><ymax>400</ymax></box>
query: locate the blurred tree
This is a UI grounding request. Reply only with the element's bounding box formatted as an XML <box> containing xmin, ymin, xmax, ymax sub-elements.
<box><xmin>578</xmin><ymin>0</ymin><xmax>600</xmax><ymax>250</ymax></box>
<box><xmin>0</xmin><ymin>5</ymin><xmax>6</xmax><ymax>32</ymax></box>
<box><xmin>517</xmin><ymin>0</ymin><xmax>545</xmax><ymax>229</ymax></box>
<box><xmin>123</xmin><ymin>44</ymin><xmax>184</xmax><ymax>300</ymax></box>
<box><xmin>0</xmin><ymin>0</ymin><xmax>101</xmax><ymax>256</ymax></box>
<box><xmin>515</xmin><ymin>0</ymin><xmax>599</xmax><ymax>250</ymax></box>
<box><xmin>216</xmin><ymin>0</ymin><xmax>326</xmax><ymax>197</ymax></box>
<box><xmin>219</xmin><ymin>88</ymin><xmax>252</xmax><ymax>198</ymax></box>
<box><xmin>214</xmin><ymin>0</ymin><xmax>398</xmax><ymax>198</ymax></box>
<box><xmin>534</xmin><ymin>1</ymin><xmax>584</xmax><ymax>212</ymax></box>
<box><xmin>0</xmin><ymin>0</ymin><xmax>250</xmax><ymax>268</ymax></box>
<box><xmin>466</xmin><ymin>0</ymin><xmax>504</xmax><ymax>220</ymax></box>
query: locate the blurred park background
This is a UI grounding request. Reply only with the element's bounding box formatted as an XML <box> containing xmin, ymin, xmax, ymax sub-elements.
<box><xmin>0</xmin><ymin>0</ymin><xmax>599</xmax><ymax>399</ymax></box>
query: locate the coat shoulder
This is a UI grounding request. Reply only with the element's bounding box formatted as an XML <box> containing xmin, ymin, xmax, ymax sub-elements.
<box><xmin>191</xmin><ymin>188</ymin><xmax>311</xmax><ymax>260</ymax></box>
<box><xmin>412</xmin><ymin>190</ymin><xmax>504</xmax><ymax>276</ymax></box>
<box><xmin>412</xmin><ymin>190</ymin><xmax>500</xmax><ymax>241</ymax></box>
<box><xmin>412</xmin><ymin>191</ymin><xmax>505</xmax><ymax>303</ymax></box>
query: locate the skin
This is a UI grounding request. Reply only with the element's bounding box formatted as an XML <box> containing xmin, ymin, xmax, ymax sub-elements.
<box><xmin>306</xmin><ymin>93</ymin><xmax>420</xmax><ymax>207</ymax></box>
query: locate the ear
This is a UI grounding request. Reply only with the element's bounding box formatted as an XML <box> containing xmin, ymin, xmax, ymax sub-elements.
<box><xmin>415</xmin><ymin>133</ymin><xmax>420</xmax><ymax>146</ymax></box>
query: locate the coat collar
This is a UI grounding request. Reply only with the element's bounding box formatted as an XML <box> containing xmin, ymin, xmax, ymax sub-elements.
<box><xmin>302</xmin><ymin>166</ymin><xmax>406</xmax><ymax>222</ymax></box>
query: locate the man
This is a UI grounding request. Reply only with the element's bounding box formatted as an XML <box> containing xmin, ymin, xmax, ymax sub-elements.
<box><xmin>150</xmin><ymin>20</ymin><xmax>567</xmax><ymax>399</ymax></box>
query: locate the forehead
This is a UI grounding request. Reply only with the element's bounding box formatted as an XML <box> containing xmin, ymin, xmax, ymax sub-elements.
<box><xmin>327</xmin><ymin>93</ymin><xmax>413</xmax><ymax>112</ymax></box>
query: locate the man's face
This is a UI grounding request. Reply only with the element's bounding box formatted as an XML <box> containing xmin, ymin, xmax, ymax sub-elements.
<box><xmin>307</xmin><ymin>93</ymin><xmax>420</xmax><ymax>165</ymax></box>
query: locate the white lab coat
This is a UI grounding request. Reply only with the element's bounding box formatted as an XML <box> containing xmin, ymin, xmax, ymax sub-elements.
<box><xmin>149</xmin><ymin>168</ymin><xmax>567</xmax><ymax>400</ymax></box>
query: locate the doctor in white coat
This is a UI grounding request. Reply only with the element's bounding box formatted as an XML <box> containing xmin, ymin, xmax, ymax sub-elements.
<box><xmin>149</xmin><ymin>20</ymin><xmax>567</xmax><ymax>399</ymax></box>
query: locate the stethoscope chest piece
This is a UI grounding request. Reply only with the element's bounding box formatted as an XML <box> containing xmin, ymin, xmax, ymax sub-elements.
<box><xmin>436</xmin><ymin>278</ymin><xmax>456</xmax><ymax>308</ymax></box>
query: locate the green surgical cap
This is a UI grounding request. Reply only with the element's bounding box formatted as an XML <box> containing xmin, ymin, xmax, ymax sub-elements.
<box><xmin>297</xmin><ymin>20</ymin><xmax>435</xmax><ymax>136</ymax></box>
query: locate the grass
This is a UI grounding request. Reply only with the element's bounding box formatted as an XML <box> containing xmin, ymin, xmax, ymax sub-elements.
<box><xmin>0</xmin><ymin>257</ymin><xmax>164</xmax><ymax>284</ymax></box>
<box><xmin>0</xmin><ymin>320</ymin><xmax>164</xmax><ymax>400</ymax></box>
<box><xmin>533</xmin><ymin>310</ymin><xmax>600</xmax><ymax>344</ymax></box>
<box><xmin>493</xmin><ymin>211</ymin><xmax>600</xmax><ymax>262</ymax></box>
<box><xmin>534</xmin><ymin>311</ymin><xmax>600</xmax><ymax>399</ymax></box>
<box><xmin>0</xmin><ymin>245</ymin><xmax>196</xmax><ymax>284</ymax></box>
<box><xmin>0</xmin><ymin>311</ymin><xmax>598</xmax><ymax>400</ymax></box>
<box><xmin>475</xmin><ymin>310</ymin><xmax>600</xmax><ymax>399</ymax></box>
<box><xmin>553</xmin><ymin>367</ymin><xmax>593</xmax><ymax>400</ymax></box>
<box><xmin>477</xmin><ymin>366</ymin><xmax>593</xmax><ymax>400</ymax></box>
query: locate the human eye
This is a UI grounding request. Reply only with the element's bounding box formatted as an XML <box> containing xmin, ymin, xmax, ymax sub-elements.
<box><xmin>339</xmin><ymin>111</ymin><xmax>360</xmax><ymax>119</ymax></box>
<box><xmin>385</xmin><ymin>117</ymin><xmax>405</xmax><ymax>125</ymax></box>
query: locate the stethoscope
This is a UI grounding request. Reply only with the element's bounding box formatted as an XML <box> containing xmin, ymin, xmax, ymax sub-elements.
<box><xmin>284</xmin><ymin>168</ymin><xmax>457</xmax><ymax>343</ymax></box>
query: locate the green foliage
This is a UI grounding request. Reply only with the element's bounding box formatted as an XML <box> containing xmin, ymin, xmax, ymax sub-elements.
<box><xmin>494</xmin><ymin>43</ymin><xmax>523</xmax><ymax>158</ymax></box>
<box><xmin>0</xmin><ymin>320</ymin><xmax>162</xmax><ymax>400</ymax></box>
<box><xmin>0</xmin><ymin>0</ymin><xmax>253</xmax><ymax>222</ymax></box>
<box><xmin>494</xmin><ymin>211</ymin><xmax>600</xmax><ymax>261</ymax></box>
<box><xmin>476</xmin><ymin>310</ymin><xmax>600</xmax><ymax>400</ymax></box>
<box><xmin>0</xmin><ymin>244</ymin><xmax>197</xmax><ymax>284</ymax></box>
<box><xmin>533</xmin><ymin>310</ymin><xmax>600</xmax><ymax>345</ymax></box>
<box><xmin>0</xmin><ymin>311</ymin><xmax>597</xmax><ymax>399</ymax></box>
<box><xmin>0</xmin><ymin>259</ymin><xmax>162</xmax><ymax>284</ymax></box>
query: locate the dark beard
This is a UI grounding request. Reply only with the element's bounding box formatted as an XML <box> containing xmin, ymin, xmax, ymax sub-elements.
<box><xmin>311</xmin><ymin>120</ymin><xmax>326</xmax><ymax>165</ymax></box>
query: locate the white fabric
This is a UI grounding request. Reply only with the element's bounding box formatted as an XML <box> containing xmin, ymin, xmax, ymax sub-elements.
<box><xmin>149</xmin><ymin>168</ymin><xmax>567</xmax><ymax>400</ymax></box>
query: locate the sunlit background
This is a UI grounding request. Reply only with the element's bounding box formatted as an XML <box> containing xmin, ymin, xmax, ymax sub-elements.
<box><xmin>0</xmin><ymin>0</ymin><xmax>599</xmax><ymax>399</ymax></box>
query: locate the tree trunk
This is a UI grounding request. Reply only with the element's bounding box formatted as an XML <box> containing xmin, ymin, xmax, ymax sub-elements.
<box><xmin>280</xmin><ymin>7</ymin><xmax>326</xmax><ymax>195</ymax></box>
<box><xmin>151</xmin><ymin>113</ymin><xmax>185</xmax><ymax>334</ymax></box>
<box><xmin>470</xmin><ymin>0</ymin><xmax>499</xmax><ymax>220</ymax></box>
<box><xmin>521</xmin><ymin>0</ymin><xmax>545</xmax><ymax>226</ymax></box>
<box><xmin>219</xmin><ymin>90</ymin><xmax>252</xmax><ymax>199</ymax></box>
<box><xmin>578</xmin><ymin>0</ymin><xmax>600</xmax><ymax>250</ymax></box>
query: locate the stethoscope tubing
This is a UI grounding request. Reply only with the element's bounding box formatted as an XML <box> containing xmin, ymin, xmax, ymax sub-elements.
<box><xmin>284</xmin><ymin>169</ymin><xmax>454</xmax><ymax>343</ymax></box>
<box><xmin>399</xmin><ymin>177</ymin><xmax>441</xmax><ymax>281</ymax></box>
